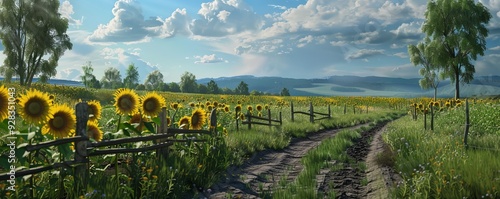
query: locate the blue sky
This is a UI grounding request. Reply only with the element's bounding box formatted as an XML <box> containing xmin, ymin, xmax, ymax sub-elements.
<box><xmin>3</xmin><ymin>0</ymin><xmax>500</xmax><ymax>83</ymax></box>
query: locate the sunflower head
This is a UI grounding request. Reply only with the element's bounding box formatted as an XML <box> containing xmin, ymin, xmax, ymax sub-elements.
<box><xmin>178</xmin><ymin>116</ymin><xmax>190</xmax><ymax>129</ymax></box>
<box><xmin>0</xmin><ymin>85</ymin><xmax>9</xmax><ymax>121</ymax></box>
<box><xmin>224</xmin><ymin>105</ymin><xmax>230</xmax><ymax>113</ymax></box>
<box><xmin>114</xmin><ymin>88</ymin><xmax>140</xmax><ymax>115</ymax></box>
<box><xmin>235</xmin><ymin>105</ymin><xmax>242</xmax><ymax>112</ymax></box>
<box><xmin>87</xmin><ymin>121</ymin><xmax>103</xmax><ymax>142</ymax></box>
<box><xmin>190</xmin><ymin>108</ymin><xmax>207</xmax><ymax>130</ymax></box>
<box><xmin>87</xmin><ymin>100</ymin><xmax>102</xmax><ymax>122</ymax></box>
<box><xmin>18</xmin><ymin>89</ymin><xmax>52</xmax><ymax>124</ymax></box>
<box><xmin>141</xmin><ymin>92</ymin><xmax>166</xmax><ymax>117</ymax></box>
<box><xmin>256</xmin><ymin>104</ymin><xmax>263</xmax><ymax>112</ymax></box>
<box><xmin>43</xmin><ymin>104</ymin><xmax>76</xmax><ymax>138</ymax></box>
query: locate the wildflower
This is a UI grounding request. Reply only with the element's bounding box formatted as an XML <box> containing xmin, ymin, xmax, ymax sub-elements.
<box><xmin>0</xmin><ymin>85</ymin><xmax>9</xmax><ymax>121</ymax></box>
<box><xmin>190</xmin><ymin>108</ymin><xmax>207</xmax><ymax>130</ymax></box>
<box><xmin>87</xmin><ymin>121</ymin><xmax>103</xmax><ymax>141</ymax></box>
<box><xmin>18</xmin><ymin>89</ymin><xmax>52</xmax><ymax>124</ymax></box>
<box><xmin>141</xmin><ymin>92</ymin><xmax>165</xmax><ymax>117</ymax></box>
<box><xmin>178</xmin><ymin>116</ymin><xmax>190</xmax><ymax>129</ymax></box>
<box><xmin>114</xmin><ymin>88</ymin><xmax>140</xmax><ymax>115</ymax></box>
<box><xmin>43</xmin><ymin>104</ymin><xmax>76</xmax><ymax>138</ymax></box>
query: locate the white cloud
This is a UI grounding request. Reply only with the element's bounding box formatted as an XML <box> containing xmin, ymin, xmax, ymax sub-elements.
<box><xmin>55</xmin><ymin>68</ymin><xmax>82</xmax><ymax>81</ymax></box>
<box><xmin>268</xmin><ymin>4</ymin><xmax>287</xmax><ymax>10</ymax></box>
<box><xmin>190</xmin><ymin>0</ymin><xmax>263</xmax><ymax>37</ymax></box>
<box><xmin>347</xmin><ymin>49</ymin><xmax>385</xmax><ymax>60</ymax></box>
<box><xmin>194</xmin><ymin>54</ymin><xmax>228</xmax><ymax>64</ymax></box>
<box><xmin>152</xmin><ymin>8</ymin><xmax>191</xmax><ymax>38</ymax></box>
<box><xmin>59</xmin><ymin>0</ymin><xmax>83</xmax><ymax>27</ymax></box>
<box><xmin>490</xmin><ymin>46</ymin><xmax>500</xmax><ymax>50</ymax></box>
<box><xmin>87</xmin><ymin>0</ymin><xmax>161</xmax><ymax>43</ymax></box>
<box><xmin>393</xmin><ymin>52</ymin><xmax>408</xmax><ymax>58</ymax></box>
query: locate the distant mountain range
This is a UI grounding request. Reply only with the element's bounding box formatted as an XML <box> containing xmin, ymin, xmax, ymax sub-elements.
<box><xmin>2</xmin><ymin>75</ymin><xmax>500</xmax><ymax>98</ymax></box>
<box><xmin>197</xmin><ymin>75</ymin><xmax>500</xmax><ymax>98</ymax></box>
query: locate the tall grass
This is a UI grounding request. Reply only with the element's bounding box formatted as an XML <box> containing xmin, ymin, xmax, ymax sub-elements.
<box><xmin>383</xmin><ymin>102</ymin><xmax>500</xmax><ymax>198</ymax></box>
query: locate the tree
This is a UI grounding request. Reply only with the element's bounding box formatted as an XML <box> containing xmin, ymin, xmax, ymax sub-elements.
<box><xmin>221</xmin><ymin>87</ymin><xmax>233</xmax><ymax>94</ymax></box>
<box><xmin>198</xmin><ymin>84</ymin><xmax>208</xmax><ymax>94</ymax></box>
<box><xmin>123</xmin><ymin>63</ymin><xmax>139</xmax><ymax>89</ymax></box>
<box><xmin>0</xmin><ymin>0</ymin><xmax>72</xmax><ymax>86</ymax></box>
<box><xmin>234</xmin><ymin>81</ymin><xmax>249</xmax><ymax>95</ymax></box>
<box><xmin>422</xmin><ymin>0</ymin><xmax>491</xmax><ymax>99</ymax></box>
<box><xmin>280</xmin><ymin>88</ymin><xmax>291</xmax><ymax>96</ymax></box>
<box><xmin>207</xmin><ymin>80</ymin><xmax>219</xmax><ymax>94</ymax></box>
<box><xmin>144</xmin><ymin>70</ymin><xmax>164</xmax><ymax>91</ymax></box>
<box><xmin>169</xmin><ymin>82</ymin><xmax>181</xmax><ymax>92</ymax></box>
<box><xmin>408</xmin><ymin>39</ymin><xmax>442</xmax><ymax>100</ymax></box>
<box><xmin>180</xmin><ymin>72</ymin><xmax>198</xmax><ymax>93</ymax></box>
<box><xmin>81</xmin><ymin>61</ymin><xmax>97</xmax><ymax>88</ymax></box>
<box><xmin>101</xmin><ymin>67</ymin><xmax>122</xmax><ymax>89</ymax></box>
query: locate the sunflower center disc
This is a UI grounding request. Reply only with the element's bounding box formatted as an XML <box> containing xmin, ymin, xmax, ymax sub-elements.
<box><xmin>120</xmin><ymin>98</ymin><xmax>132</xmax><ymax>110</ymax></box>
<box><xmin>28</xmin><ymin>102</ymin><xmax>42</xmax><ymax>115</ymax></box>
<box><xmin>145</xmin><ymin>100</ymin><xmax>156</xmax><ymax>111</ymax></box>
<box><xmin>52</xmin><ymin>116</ymin><xmax>65</xmax><ymax>129</ymax></box>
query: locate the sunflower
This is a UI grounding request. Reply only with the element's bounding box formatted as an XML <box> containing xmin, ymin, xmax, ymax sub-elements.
<box><xmin>43</xmin><ymin>104</ymin><xmax>76</xmax><ymax>138</ymax></box>
<box><xmin>129</xmin><ymin>113</ymin><xmax>149</xmax><ymax>131</ymax></box>
<box><xmin>87</xmin><ymin>121</ymin><xmax>103</xmax><ymax>142</ymax></box>
<box><xmin>235</xmin><ymin>105</ymin><xmax>242</xmax><ymax>113</ymax></box>
<box><xmin>224</xmin><ymin>105</ymin><xmax>230</xmax><ymax>113</ymax></box>
<box><xmin>0</xmin><ymin>85</ymin><xmax>9</xmax><ymax>121</ymax></box>
<box><xmin>87</xmin><ymin>100</ymin><xmax>102</xmax><ymax>122</ymax></box>
<box><xmin>178</xmin><ymin>116</ymin><xmax>190</xmax><ymax>129</ymax></box>
<box><xmin>190</xmin><ymin>108</ymin><xmax>206</xmax><ymax>130</ymax></box>
<box><xmin>141</xmin><ymin>92</ymin><xmax>166</xmax><ymax>117</ymax></box>
<box><xmin>18</xmin><ymin>89</ymin><xmax>52</xmax><ymax>124</ymax></box>
<box><xmin>256</xmin><ymin>104</ymin><xmax>263</xmax><ymax>112</ymax></box>
<box><xmin>171</xmin><ymin>102</ymin><xmax>180</xmax><ymax>110</ymax></box>
<box><xmin>114</xmin><ymin>88</ymin><xmax>140</xmax><ymax>115</ymax></box>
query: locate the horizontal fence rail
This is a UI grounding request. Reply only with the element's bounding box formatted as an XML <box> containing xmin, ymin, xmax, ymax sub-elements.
<box><xmin>241</xmin><ymin>109</ymin><xmax>282</xmax><ymax>130</ymax></box>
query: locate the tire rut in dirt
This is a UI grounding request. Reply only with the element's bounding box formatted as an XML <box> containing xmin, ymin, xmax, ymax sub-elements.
<box><xmin>208</xmin><ymin>124</ymin><xmax>369</xmax><ymax>199</ymax></box>
<box><xmin>317</xmin><ymin>122</ymin><xmax>388</xmax><ymax>199</ymax></box>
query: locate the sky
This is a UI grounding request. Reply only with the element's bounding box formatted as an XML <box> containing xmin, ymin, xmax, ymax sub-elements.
<box><xmin>2</xmin><ymin>0</ymin><xmax>500</xmax><ymax>83</ymax></box>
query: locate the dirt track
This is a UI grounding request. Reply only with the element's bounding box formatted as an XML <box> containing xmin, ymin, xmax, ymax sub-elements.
<box><xmin>206</xmin><ymin>121</ymin><xmax>399</xmax><ymax>199</ymax></box>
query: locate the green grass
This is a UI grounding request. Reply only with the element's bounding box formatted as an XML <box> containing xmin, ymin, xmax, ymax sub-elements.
<box><xmin>383</xmin><ymin>103</ymin><xmax>500</xmax><ymax>198</ymax></box>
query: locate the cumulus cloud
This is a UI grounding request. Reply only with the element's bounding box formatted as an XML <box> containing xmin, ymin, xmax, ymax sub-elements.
<box><xmin>59</xmin><ymin>0</ymin><xmax>83</xmax><ymax>27</ymax></box>
<box><xmin>269</xmin><ymin>4</ymin><xmax>287</xmax><ymax>10</ymax></box>
<box><xmin>347</xmin><ymin>49</ymin><xmax>385</xmax><ymax>60</ymax></box>
<box><xmin>490</xmin><ymin>46</ymin><xmax>500</xmax><ymax>50</ymax></box>
<box><xmin>55</xmin><ymin>68</ymin><xmax>82</xmax><ymax>81</ymax></box>
<box><xmin>190</xmin><ymin>0</ymin><xmax>263</xmax><ymax>37</ymax></box>
<box><xmin>393</xmin><ymin>52</ymin><xmax>408</xmax><ymax>58</ymax></box>
<box><xmin>87</xmin><ymin>0</ymin><xmax>161</xmax><ymax>43</ymax></box>
<box><xmin>152</xmin><ymin>8</ymin><xmax>191</xmax><ymax>38</ymax></box>
<box><xmin>194</xmin><ymin>54</ymin><xmax>228</xmax><ymax>64</ymax></box>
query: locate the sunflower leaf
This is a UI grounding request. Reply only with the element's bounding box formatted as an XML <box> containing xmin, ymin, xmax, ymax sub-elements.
<box><xmin>121</xmin><ymin>123</ymin><xmax>141</xmax><ymax>135</ymax></box>
<box><xmin>144</xmin><ymin>122</ymin><xmax>156</xmax><ymax>134</ymax></box>
<box><xmin>122</xmin><ymin>128</ymin><xmax>131</xmax><ymax>137</ymax></box>
<box><xmin>57</xmin><ymin>143</ymin><xmax>73</xmax><ymax>161</ymax></box>
<box><xmin>0</xmin><ymin>120</ymin><xmax>8</xmax><ymax>132</ymax></box>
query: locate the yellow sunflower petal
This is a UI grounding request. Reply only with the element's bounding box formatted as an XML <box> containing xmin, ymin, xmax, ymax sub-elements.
<box><xmin>18</xmin><ymin>89</ymin><xmax>52</xmax><ymax>124</ymax></box>
<box><xmin>141</xmin><ymin>92</ymin><xmax>165</xmax><ymax>117</ymax></box>
<box><xmin>43</xmin><ymin>104</ymin><xmax>76</xmax><ymax>138</ymax></box>
<box><xmin>114</xmin><ymin>88</ymin><xmax>139</xmax><ymax>115</ymax></box>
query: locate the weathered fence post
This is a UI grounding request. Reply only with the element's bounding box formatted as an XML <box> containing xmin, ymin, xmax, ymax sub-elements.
<box><xmin>366</xmin><ymin>105</ymin><xmax>369</xmax><ymax>114</ymax></box>
<box><xmin>279</xmin><ymin>112</ymin><xmax>282</xmax><ymax>126</ymax></box>
<box><xmin>210</xmin><ymin>108</ymin><xmax>217</xmax><ymax>133</ymax></box>
<box><xmin>328</xmin><ymin>104</ymin><xmax>331</xmax><ymax>119</ymax></box>
<box><xmin>414</xmin><ymin>105</ymin><xmax>417</xmax><ymax>120</ymax></box>
<box><xmin>157</xmin><ymin>107</ymin><xmax>169</xmax><ymax>159</ymax></box>
<box><xmin>74</xmin><ymin>102</ymin><xmax>89</xmax><ymax>195</ymax></box>
<box><xmin>430</xmin><ymin>104</ymin><xmax>434</xmax><ymax>131</ymax></box>
<box><xmin>353</xmin><ymin>105</ymin><xmax>356</xmax><ymax>114</ymax></box>
<box><xmin>309</xmin><ymin>102</ymin><xmax>314</xmax><ymax>123</ymax></box>
<box><xmin>268</xmin><ymin>108</ymin><xmax>272</xmax><ymax>127</ymax></box>
<box><xmin>247</xmin><ymin>110</ymin><xmax>252</xmax><ymax>130</ymax></box>
<box><xmin>464</xmin><ymin>99</ymin><xmax>470</xmax><ymax>149</ymax></box>
<box><xmin>424</xmin><ymin>110</ymin><xmax>427</xmax><ymax>130</ymax></box>
<box><xmin>291</xmin><ymin>102</ymin><xmax>295</xmax><ymax>122</ymax></box>
<box><xmin>343</xmin><ymin>103</ymin><xmax>346</xmax><ymax>114</ymax></box>
<box><xmin>236</xmin><ymin>107</ymin><xmax>240</xmax><ymax>131</ymax></box>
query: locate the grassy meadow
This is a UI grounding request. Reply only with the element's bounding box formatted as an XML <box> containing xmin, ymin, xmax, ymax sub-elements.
<box><xmin>0</xmin><ymin>83</ymin><xmax>498</xmax><ymax>198</ymax></box>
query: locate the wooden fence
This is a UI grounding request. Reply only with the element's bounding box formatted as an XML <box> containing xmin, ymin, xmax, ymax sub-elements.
<box><xmin>291</xmin><ymin>102</ymin><xmax>331</xmax><ymax>123</ymax></box>
<box><xmin>240</xmin><ymin>109</ymin><xmax>282</xmax><ymax>130</ymax></box>
<box><xmin>0</xmin><ymin>102</ymin><xmax>216</xmax><ymax>195</ymax></box>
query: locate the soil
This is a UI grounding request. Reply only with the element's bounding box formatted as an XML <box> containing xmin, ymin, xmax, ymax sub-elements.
<box><xmin>205</xmin><ymin>121</ymin><xmax>402</xmax><ymax>199</ymax></box>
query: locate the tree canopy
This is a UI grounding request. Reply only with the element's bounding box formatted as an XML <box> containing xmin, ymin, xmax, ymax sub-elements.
<box><xmin>101</xmin><ymin>67</ymin><xmax>122</xmax><ymax>89</ymax></box>
<box><xmin>144</xmin><ymin>70</ymin><xmax>164</xmax><ymax>91</ymax></box>
<box><xmin>421</xmin><ymin>0</ymin><xmax>491</xmax><ymax>99</ymax></box>
<box><xmin>0</xmin><ymin>0</ymin><xmax>72</xmax><ymax>86</ymax></box>
<box><xmin>180</xmin><ymin>72</ymin><xmax>198</xmax><ymax>93</ymax></box>
<box><xmin>408</xmin><ymin>38</ymin><xmax>443</xmax><ymax>100</ymax></box>
<box><xmin>123</xmin><ymin>63</ymin><xmax>139</xmax><ymax>89</ymax></box>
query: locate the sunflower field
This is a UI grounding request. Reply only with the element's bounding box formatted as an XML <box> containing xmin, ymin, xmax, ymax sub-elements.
<box><xmin>1</xmin><ymin>83</ymin><xmax>497</xmax><ymax>198</ymax></box>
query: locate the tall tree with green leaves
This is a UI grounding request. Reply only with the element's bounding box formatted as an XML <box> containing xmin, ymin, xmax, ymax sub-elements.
<box><xmin>101</xmin><ymin>67</ymin><xmax>122</xmax><ymax>89</ymax></box>
<box><xmin>81</xmin><ymin>61</ymin><xmax>95</xmax><ymax>88</ymax></box>
<box><xmin>422</xmin><ymin>0</ymin><xmax>491</xmax><ymax>99</ymax></box>
<box><xmin>180</xmin><ymin>72</ymin><xmax>198</xmax><ymax>93</ymax></box>
<box><xmin>234</xmin><ymin>81</ymin><xmax>249</xmax><ymax>95</ymax></box>
<box><xmin>408</xmin><ymin>39</ymin><xmax>442</xmax><ymax>100</ymax></box>
<box><xmin>123</xmin><ymin>63</ymin><xmax>139</xmax><ymax>89</ymax></box>
<box><xmin>0</xmin><ymin>0</ymin><xmax>72</xmax><ymax>86</ymax></box>
<box><xmin>207</xmin><ymin>80</ymin><xmax>219</xmax><ymax>94</ymax></box>
<box><xmin>144</xmin><ymin>70</ymin><xmax>164</xmax><ymax>91</ymax></box>
<box><xmin>280</xmin><ymin>88</ymin><xmax>291</xmax><ymax>96</ymax></box>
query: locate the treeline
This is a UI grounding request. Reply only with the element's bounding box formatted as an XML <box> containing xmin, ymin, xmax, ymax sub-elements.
<box><xmin>80</xmin><ymin>62</ymin><xmax>291</xmax><ymax>96</ymax></box>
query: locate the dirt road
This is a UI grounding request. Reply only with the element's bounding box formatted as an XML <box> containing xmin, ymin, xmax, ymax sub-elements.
<box><xmin>206</xmin><ymin>122</ymin><xmax>398</xmax><ymax>199</ymax></box>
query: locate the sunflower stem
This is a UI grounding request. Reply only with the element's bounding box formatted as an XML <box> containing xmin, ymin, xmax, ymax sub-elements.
<box><xmin>115</xmin><ymin>115</ymin><xmax>121</xmax><ymax>195</ymax></box>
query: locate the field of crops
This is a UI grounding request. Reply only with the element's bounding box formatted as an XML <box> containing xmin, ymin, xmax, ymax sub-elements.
<box><xmin>0</xmin><ymin>83</ymin><xmax>498</xmax><ymax>198</ymax></box>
